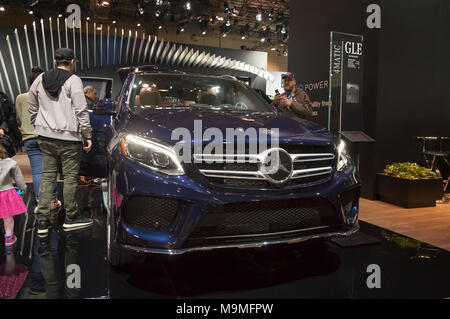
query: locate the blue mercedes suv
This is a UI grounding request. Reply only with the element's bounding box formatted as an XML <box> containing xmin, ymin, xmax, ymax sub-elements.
<box><xmin>82</xmin><ymin>66</ymin><xmax>361</xmax><ymax>266</ymax></box>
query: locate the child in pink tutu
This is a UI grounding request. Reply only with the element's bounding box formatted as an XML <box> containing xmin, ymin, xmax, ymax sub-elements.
<box><xmin>0</xmin><ymin>144</ymin><xmax>27</xmax><ymax>247</ymax></box>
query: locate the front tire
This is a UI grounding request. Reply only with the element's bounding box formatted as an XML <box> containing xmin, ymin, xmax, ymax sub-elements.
<box><xmin>106</xmin><ymin>174</ymin><xmax>132</xmax><ymax>268</ymax></box>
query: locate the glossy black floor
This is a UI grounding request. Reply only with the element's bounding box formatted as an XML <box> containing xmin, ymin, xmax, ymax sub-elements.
<box><xmin>1</xmin><ymin>183</ymin><xmax>449</xmax><ymax>299</ymax></box>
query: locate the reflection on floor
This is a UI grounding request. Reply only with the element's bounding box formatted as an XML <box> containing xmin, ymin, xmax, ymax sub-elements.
<box><xmin>0</xmin><ymin>183</ymin><xmax>449</xmax><ymax>299</ymax></box>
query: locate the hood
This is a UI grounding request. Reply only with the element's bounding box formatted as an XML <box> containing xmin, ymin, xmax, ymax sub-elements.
<box><xmin>42</xmin><ymin>68</ymin><xmax>73</xmax><ymax>98</ymax></box>
<box><xmin>126</xmin><ymin>108</ymin><xmax>334</xmax><ymax>146</ymax></box>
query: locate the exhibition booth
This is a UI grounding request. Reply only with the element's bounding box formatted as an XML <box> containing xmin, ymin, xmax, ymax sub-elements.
<box><xmin>0</xmin><ymin>0</ymin><xmax>448</xmax><ymax>301</ymax></box>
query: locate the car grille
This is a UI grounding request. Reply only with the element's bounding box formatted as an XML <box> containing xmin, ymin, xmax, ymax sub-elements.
<box><xmin>123</xmin><ymin>196</ymin><xmax>179</xmax><ymax>231</ymax></box>
<box><xmin>186</xmin><ymin>198</ymin><xmax>340</xmax><ymax>244</ymax></box>
<box><xmin>193</xmin><ymin>144</ymin><xmax>336</xmax><ymax>188</ymax></box>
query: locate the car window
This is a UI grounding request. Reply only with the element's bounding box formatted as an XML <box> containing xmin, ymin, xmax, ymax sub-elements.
<box><xmin>129</xmin><ymin>74</ymin><xmax>272</xmax><ymax>113</ymax></box>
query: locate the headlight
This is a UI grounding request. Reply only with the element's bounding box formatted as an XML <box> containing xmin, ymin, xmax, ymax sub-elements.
<box><xmin>120</xmin><ymin>134</ymin><xmax>185</xmax><ymax>176</ymax></box>
<box><xmin>337</xmin><ymin>140</ymin><xmax>350</xmax><ymax>171</ymax></box>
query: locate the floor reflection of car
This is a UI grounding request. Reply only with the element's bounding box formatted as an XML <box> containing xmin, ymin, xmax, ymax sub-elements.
<box><xmin>81</xmin><ymin>66</ymin><xmax>361</xmax><ymax>266</ymax></box>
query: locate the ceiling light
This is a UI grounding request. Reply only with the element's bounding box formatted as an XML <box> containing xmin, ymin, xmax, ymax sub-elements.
<box><xmin>86</xmin><ymin>17</ymin><xmax>90</xmax><ymax>20</ymax></box>
<box><xmin>155</xmin><ymin>10</ymin><xmax>160</xmax><ymax>17</ymax></box>
<box><xmin>202</xmin><ymin>31</ymin><xmax>206</xmax><ymax>35</ymax></box>
<box><xmin>283</xmin><ymin>50</ymin><xmax>288</xmax><ymax>56</ymax></box>
<box><xmin>256</xmin><ymin>11</ymin><xmax>262</xmax><ymax>22</ymax></box>
<box><xmin>225</xmin><ymin>19</ymin><xmax>231</xmax><ymax>27</ymax></box>
<box><xmin>28</xmin><ymin>10</ymin><xmax>34</xmax><ymax>15</ymax></box>
<box><xmin>185</xmin><ymin>1</ymin><xmax>191</xmax><ymax>11</ymax></box>
<box><xmin>139</xmin><ymin>7</ymin><xmax>144</xmax><ymax>15</ymax></box>
<box><xmin>0</xmin><ymin>7</ymin><xmax>4</xmax><ymax>12</ymax></box>
<box><xmin>156</xmin><ymin>0</ymin><xmax>162</xmax><ymax>5</ymax></box>
<box><xmin>112</xmin><ymin>20</ymin><xmax>116</xmax><ymax>24</ymax></box>
<box><xmin>281</xmin><ymin>27</ymin><xmax>286</xmax><ymax>34</ymax></box>
<box><xmin>180</xmin><ymin>28</ymin><xmax>184</xmax><ymax>32</ymax></box>
<box><xmin>271</xmin><ymin>47</ymin><xmax>276</xmax><ymax>51</ymax></box>
<box><xmin>137</xmin><ymin>22</ymin><xmax>141</xmax><ymax>27</ymax></box>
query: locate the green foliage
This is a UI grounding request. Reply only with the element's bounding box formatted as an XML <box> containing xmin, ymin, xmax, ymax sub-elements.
<box><xmin>383</xmin><ymin>162</ymin><xmax>438</xmax><ymax>180</ymax></box>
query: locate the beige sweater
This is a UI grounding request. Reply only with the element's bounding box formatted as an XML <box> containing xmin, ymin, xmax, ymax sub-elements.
<box><xmin>15</xmin><ymin>93</ymin><xmax>37</xmax><ymax>141</ymax></box>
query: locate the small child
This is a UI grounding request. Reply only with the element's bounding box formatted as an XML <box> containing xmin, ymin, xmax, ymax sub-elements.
<box><xmin>0</xmin><ymin>144</ymin><xmax>27</xmax><ymax>247</ymax></box>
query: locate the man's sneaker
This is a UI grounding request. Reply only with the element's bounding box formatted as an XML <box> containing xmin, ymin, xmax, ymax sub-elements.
<box><xmin>37</xmin><ymin>220</ymin><xmax>50</xmax><ymax>238</ymax></box>
<box><xmin>4</xmin><ymin>235</ymin><xmax>17</xmax><ymax>247</ymax></box>
<box><xmin>63</xmin><ymin>215</ymin><xmax>93</xmax><ymax>231</ymax></box>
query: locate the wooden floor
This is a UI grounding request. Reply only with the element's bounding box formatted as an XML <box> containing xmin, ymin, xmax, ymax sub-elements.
<box><xmin>12</xmin><ymin>152</ymin><xmax>450</xmax><ymax>251</ymax></box>
<box><xmin>360</xmin><ymin>198</ymin><xmax>450</xmax><ymax>251</ymax></box>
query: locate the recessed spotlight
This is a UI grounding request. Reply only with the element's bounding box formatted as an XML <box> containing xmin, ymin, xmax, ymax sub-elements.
<box><xmin>256</xmin><ymin>11</ymin><xmax>262</xmax><ymax>22</ymax></box>
<box><xmin>112</xmin><ymin>20</ymin><xmax>116</xmax><ymax>24</ymax></box>
<box><xmin>0</xmin><ymin>6</ymin><xmax>5</xmax><ymax>12</ymax></box>
<box><xmin>137</xmin><ymin>22</ymin><xmax>141</xmax><ymax>27</ymax></box>
<box><xmin>185</xmin><ymin>1</ymin><xmax>191</xmax><ymax>10</ymax></box>
<box><xmin>86</xmin><ymin>17</ymin><xmax>90</xmax><ymax>20</ymax></box>
<box><xmin>28</xmin><ymin>10</ymin><xmax>34</xmax><ymax>15</ymax></box>
<box><xmin>180</xmin><ymin>28</ymin><xmax>184</xmax><ymax>32</ymax></box>
<box><xmin>158</xmin><ymin>25</ymin><xmax>163</xmax><ymax>29</ymax></box>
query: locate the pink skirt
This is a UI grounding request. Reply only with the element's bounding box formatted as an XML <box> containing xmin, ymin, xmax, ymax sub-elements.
<box><xmin>0</xmin><ymin>189</ymin><xmax>27</xmax><ymax>218</ymax></box>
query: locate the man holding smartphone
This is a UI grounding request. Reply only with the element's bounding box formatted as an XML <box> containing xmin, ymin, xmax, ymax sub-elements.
<box><xmin>28</xmin><ymin>48</ymin><xmax>94</xmax><ymax>237</ymax></box>
<box><xmin>273</xmin><ymin>72</ymin><xmax>313</xmax><ymax>119</ymax></box>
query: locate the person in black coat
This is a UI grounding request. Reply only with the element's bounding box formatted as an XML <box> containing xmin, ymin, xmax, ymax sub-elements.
<box><xmin>0</xmin><ymin>92</ymin><xmax>22</xmax><ymax>156</ymax></box>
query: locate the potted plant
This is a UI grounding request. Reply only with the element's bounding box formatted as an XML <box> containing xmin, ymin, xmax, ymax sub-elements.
<box><xmin>376</xmin><ymin>162</ymin><xmax>443</xmax><ymax>208</ymax></box>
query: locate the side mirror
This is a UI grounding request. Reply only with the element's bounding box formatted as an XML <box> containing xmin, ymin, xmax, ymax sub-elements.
<box><xmin>93</xmin><ymin>98</ymin><xmax>116</xmax><ymax>115</ymax></box>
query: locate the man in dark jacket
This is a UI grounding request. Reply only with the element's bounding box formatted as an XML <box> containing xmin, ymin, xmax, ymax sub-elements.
<box><xmin>84</xmin><ymin>85</ymin><xmax>97</xmax><ymax>110</ymax></box>
<box><xmin>273</xmin><ymin>72</ymin><xmax>313</xmax><ymax>119</ymax></box>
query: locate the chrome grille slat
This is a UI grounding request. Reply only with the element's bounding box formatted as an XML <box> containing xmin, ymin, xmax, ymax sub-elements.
<box><xmin>199</xmin><ymin>169</ymin><xmax>263</xmax><ymax>179</ymax></box>
<box><xmin>292</xmin><ymin>168</ymin><xmax>333</xmax><ymax>179</ymax></box>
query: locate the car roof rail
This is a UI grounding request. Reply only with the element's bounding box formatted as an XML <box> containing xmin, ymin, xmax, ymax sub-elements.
<box><xmin>117</xmin><ymin>65</ymin><xmax>186</xmax><ymax>83</ymax></box>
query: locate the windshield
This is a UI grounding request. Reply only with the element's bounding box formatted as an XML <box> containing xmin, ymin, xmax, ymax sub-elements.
<box><xmin>129</xmin><ymin>74</ymin><xmax>272</xmax><ymax>113</ymax></box>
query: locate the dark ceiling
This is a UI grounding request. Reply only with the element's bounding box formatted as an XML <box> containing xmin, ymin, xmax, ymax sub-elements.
<box><xmin>0</xmin><ymin>0</ymin><xmax>290</xmax><ymax>52</ymax></box>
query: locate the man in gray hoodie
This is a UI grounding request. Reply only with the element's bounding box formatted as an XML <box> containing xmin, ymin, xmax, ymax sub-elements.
<box><xmin>28</xmin><ymin>48</ymin><xmax>93</xmax><ymax>237</ymax></box>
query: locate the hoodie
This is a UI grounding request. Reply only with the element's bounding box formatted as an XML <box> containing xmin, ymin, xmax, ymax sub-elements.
<box><xmin>42</xmin><ymin>68</ymin><xmax>73</xmax><ymax>98</ymax></box>
<box><xmin>28</xmin><ymin>70</ymin><xmax>92</xmax><ymax>142</ymax></box>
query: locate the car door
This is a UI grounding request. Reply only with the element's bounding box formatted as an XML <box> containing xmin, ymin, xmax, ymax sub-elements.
<box><xmin>79</xmin><ymin>101</ymin><xmax>115</xmax><ymax>178</ymax></box>
<box><xmin>79</xmin><ymin>74</ymin><xmax>133</xmax><ymax>178</ymax></box>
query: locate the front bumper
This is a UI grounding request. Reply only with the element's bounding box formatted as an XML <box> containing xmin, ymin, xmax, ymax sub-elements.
<box><xmin>111</xmin><ymin>155</ymin><xmax>361</xmax><ymax>254</ymax></box>
<box><xmin>121</xmin><ymin>226</ymin><xmax>360</xmax><ymax>255</ymax></box>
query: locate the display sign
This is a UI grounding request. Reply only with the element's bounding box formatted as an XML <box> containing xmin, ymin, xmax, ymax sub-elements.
<box><xmin>329</xmin><ymin>32</ymin><xmax>364</xmax><ymax>133</ymax></box>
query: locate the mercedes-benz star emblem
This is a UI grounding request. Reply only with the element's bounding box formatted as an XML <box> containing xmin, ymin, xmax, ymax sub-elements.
<box><xmin>259</xmin><ymin>148</ymin><xmax>293</xmax><ymax>184</ymax></box>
